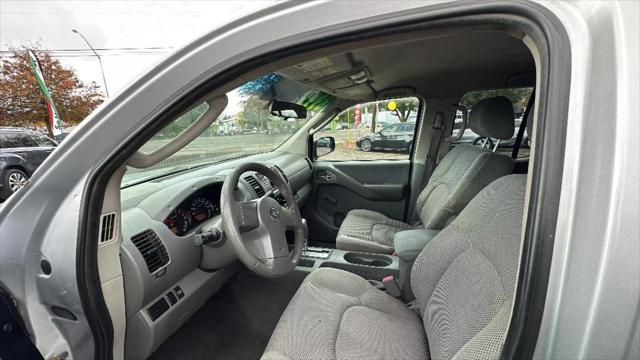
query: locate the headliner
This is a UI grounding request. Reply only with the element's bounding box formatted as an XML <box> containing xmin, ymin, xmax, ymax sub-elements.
<box><xmin>276</xmin><ymin>29</ymin><xmax>535</xmax><ymax>101</ymax></box>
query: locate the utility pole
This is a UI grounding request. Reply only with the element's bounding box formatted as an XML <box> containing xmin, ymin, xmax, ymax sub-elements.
<box><xmin>72</xmin><ymin>29</ymin><xmax>109</xmax><ymax>98</ymax></box>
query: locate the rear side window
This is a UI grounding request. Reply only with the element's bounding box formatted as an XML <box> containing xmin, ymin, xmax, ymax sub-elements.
<box><xmin>0</xmin><ymin>132</ymin><xmax>38</xmax><ymax>148</ymax></box>
<box><xmin>453</xmin><ymin>87</ymin><xmax>533</xmax><ymax>157</ymax></box>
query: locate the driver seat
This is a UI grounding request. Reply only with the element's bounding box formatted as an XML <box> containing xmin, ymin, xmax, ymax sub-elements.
<box><xmin>261</xmin><ymin>175</ymin><xmax>526</xmax><ymax>360</ymax></box>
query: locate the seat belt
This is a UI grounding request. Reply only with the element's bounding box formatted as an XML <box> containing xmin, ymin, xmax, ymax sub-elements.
<box><xmin>412</xmin><ymin>111</ymin><xmax>445</xmax><ymax>224</ymax></box>
<box><xmin>422</xmin><ymin>111</ymin><xmax>445</xmax><ymax>188</ymax></box>
<box><xmin>512</xmin><ymin>91</ymin><xmax>535</xmax><ymax>158</ymax></box>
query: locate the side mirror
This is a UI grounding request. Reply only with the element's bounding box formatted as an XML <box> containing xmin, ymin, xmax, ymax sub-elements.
<box><xmin>314</xmin><ymin>136</ymin><xmax>335</xmax><ymax>158</ymax></box>
<box><xmin>269</xmin><ymin>100</ymin><xmax>307</xmax><ymax>119</ymax></box>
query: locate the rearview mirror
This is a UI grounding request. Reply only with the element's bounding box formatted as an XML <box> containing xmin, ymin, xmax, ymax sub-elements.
<box><xmin>314</xmin><ymin>136</ymin><xmax>335</xmax><ymax>158</ymax></box>
<box><xmin>269</xmin><ymin>100</ymin><xmax>307</xmax><ymax>119</ymax></box>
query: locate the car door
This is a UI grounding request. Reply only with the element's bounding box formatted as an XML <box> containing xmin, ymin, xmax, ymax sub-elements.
<box><xmin>302</xmin><ymin>97</ymin><xmax>420</xmax><ymax>245</ymax></box>
<box><xmin>29</xmin><ymin>133</ymin><xmax>57</xmax><ymax>168</ymax></box>
<box><xmin>383</xmin><ymin>123</ymin><xmax>415</xmax><ymax>150</ymax></box>
<box><xmin>395</xmin><ymin>123</ymin><xmax>415</xmax><ymax>150</ymax></box>
<box><xmin>375</xmin><ymin>124</ymin><xmax>400</xmax><ymax>149</ymax></box>
<box><xmin>0</xmin><ymin>132</ymin><xmax>40</xmax><ymax>174</ymax></box>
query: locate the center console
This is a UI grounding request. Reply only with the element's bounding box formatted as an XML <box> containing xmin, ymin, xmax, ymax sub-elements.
<box><xmin>297</xmin><ymin>246</ymin><xmax>400</xmax><ymax>287</ymax></box>
<box><xmin>295</xmin><ymin>228</ymin><xmax>441</xmax><ymax>300</ymax></box>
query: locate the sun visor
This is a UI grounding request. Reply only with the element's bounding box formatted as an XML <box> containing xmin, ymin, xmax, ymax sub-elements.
<box><xmin>280</xmin><ymin>55</ymin><xmax>353</xmax><ymax>82</ymax></box>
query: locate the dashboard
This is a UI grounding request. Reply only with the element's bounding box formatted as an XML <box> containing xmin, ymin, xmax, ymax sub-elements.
<box><xmin>118</xmin><ymin>152</ymin><xmax>314</xmax><ymax>359</ymax></box>
<box><xmin>163</xmin><ymin>183</ymin><xmax>222</xmax><ymax>236</ymax></box>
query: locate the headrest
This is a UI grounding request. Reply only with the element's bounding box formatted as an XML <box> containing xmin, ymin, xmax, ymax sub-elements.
<box><xmin>468</xmin><ymin>96</ymin><xmax>514</xmax><ymax>140</ymax></box>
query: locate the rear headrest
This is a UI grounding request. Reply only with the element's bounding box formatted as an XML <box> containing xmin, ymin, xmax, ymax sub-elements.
<box><xmin>468</xmin><ymin>96</ymin><xmax>514</xmax><ymax>140</ymax></box>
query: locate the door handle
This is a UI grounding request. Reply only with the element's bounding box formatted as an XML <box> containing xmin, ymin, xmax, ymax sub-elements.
<box><xmin>317</xmin><ymin>170</ymin><xmax>336</xmax><ymax>182</ymax></box>
<box><xmin>324</xmin><ymin>195</ymin><xmax>338</xmax><ymax>205</ymax></box>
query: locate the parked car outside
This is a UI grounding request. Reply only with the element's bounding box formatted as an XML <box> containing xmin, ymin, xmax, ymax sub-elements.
<box><xmin>336</xmin><ymin>122</ymin><xmax>350</xmax><ymax>130</ymax></box>
<box><xmin>0</xmin><ymin>127</ymin><xmax>57</xmax><ymax>199</ymax></box>
<box><xmin>356</xmin><ymin>122</ymin><xmax>415</xmax><ymax>152</ymax></box>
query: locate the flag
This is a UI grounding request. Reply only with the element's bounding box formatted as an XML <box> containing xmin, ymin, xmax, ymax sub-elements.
<box><xmin>28</xmin><ymin>49</ymin><xmax>63</xmax><ymax>137</ymax></box>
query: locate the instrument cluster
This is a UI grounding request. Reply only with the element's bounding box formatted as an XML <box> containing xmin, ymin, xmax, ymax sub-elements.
<box><xmin>163</xmin><ymin>183</ymin><xmax>222</xmax><ymax>236</ymax></box>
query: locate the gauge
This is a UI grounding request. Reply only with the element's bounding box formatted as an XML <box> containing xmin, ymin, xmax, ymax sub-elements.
<box><xmin>189</xmin><ymin>197</ymin><xmax>217</xmax><ymax>223</ymax></box>
<box><xmin>164</xmin><ymin>209</ymin><xmax>192</xmax><ymax>236</ymax></box>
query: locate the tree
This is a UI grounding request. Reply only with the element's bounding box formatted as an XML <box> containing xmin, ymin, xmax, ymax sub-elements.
<box><xmin>381</xmin><ymin>98</ymin><xmax>419</xmax><ymax>122</ymax></box>
<box><xmin>0</xmin><ymin>46</ymin><xmax>104</xmax><ymax>133</ymax></box>
<box><xmin>460</xmin><ymin>88</ymin><xmax>532</xmax><ymax>111</ymax></box>
<box><xmin>238</xmin><ymin>94</ymin><xmax>275</xmax><ymax>131</ymax></box>
<box><xmin>161</xmin><ymin>102</ymin><xmax>209</xmax><ymax>137</ymax></box>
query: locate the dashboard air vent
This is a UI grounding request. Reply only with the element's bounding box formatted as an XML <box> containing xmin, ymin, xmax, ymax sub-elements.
<box><xmin>244</xmin><ymin>175</ymin><xmax>265</xmax><ymax>197</ymax></box>
<box><xmin>273</xmin><ymin>165</ymin><xmax>288</xmax><ymax>183</ymax></box>
<box><xmin>304</xmin><ymin>158</ymin><xmax>313</xmax><ymax>172</ymax></box>
<box><xmin>131</xmin><ymin>230</ymin><xmax>169</xmax><ymax>273</ymax></box>
<box><xmin>99</xmin><ymin>212</ymin><xmax>116</xmax><ymax>243</ymax></box>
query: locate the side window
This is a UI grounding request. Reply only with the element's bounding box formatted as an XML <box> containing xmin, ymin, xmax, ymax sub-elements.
<box><xmin>314</xmin><ymin>97</ymin><xmax>420</xmax><ymax>161</ymax></box>
<box><xmin>32</xmin><ymin>133</ymin><xmax>57</xmax><ymax>147</ymax></box>
<box><xmin>0</xmin><ymin>133</ymin><xmax>37</xmax><ymax>148</ymax></box>
<box><xmin>453</xmin><ymin>88</ymin><xmax>533</xmax><ymax>158</ymax></box>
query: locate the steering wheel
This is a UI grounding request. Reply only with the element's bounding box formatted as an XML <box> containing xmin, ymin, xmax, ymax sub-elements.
<box><xmin>220</xmin><ymin>162</ymin><xmax>304</xmax><ymax>278</ymax></box>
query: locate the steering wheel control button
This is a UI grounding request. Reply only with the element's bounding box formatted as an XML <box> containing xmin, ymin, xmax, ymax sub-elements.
<box><xmin>269</xmin><ymin>207</ymin><xmax>280</xmax><ymax>222</ymax></box>
<box><xmin>238</xmin><ymin>201</ymin><xmax>259</xmax><ymax>232</ymax></box>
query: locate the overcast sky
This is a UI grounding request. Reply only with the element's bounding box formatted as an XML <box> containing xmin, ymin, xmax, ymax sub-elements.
<box><xmin>0</xmin><ymin>0</ymin><xmax>275</xmax><ymax>97</ymax></box>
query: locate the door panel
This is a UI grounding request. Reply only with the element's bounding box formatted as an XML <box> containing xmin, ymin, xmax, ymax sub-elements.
<box><xmin>29</xmin><ymin>147</ymin><xmax>54</xmax><ymax>168</ymax></box>
<box><xmin>302</xmin><ymin>160</ymin><xmax>411</xmax><ymax>244</ymax></box>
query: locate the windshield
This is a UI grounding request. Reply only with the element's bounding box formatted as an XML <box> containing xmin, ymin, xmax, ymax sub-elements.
<box><xmin>122</xmin><ymin>74</ymin><xmax>334</xmax><ymax>187</ymax></box>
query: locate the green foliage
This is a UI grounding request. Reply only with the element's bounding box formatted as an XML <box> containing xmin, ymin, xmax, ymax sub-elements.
<box><xmin>460</xmin><ymin>88</ymin><xmax>532</xmax><ymax>111</ymax></box>
<box><xmin>161</xmin><ymin>102</ymin><xmax>209</xmax><ymax>137</ymax></box>
<box><xmin>378</xmin><ymin>97</ymin><xmax>419</xmax><ymax>122</ymax></box>
<box><xmin>238</xmin><ymin>95</ymin><xmax>273</xmax><ymax>130</ymax></box>
<box><xmin>331</xmin><ymin>97</ymin><xmax>420</xmax><ymax>126</ymax></box>
<box><xmin>0</xmin><ymin>46</ymin><xmax>104</xmax><ymax>132</ymax></box>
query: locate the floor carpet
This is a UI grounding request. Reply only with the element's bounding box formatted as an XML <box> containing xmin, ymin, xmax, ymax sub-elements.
<box><xmin>149</xmin><ymin>267</ymin><xmax>306</xmax><ymax>360</ymax></box>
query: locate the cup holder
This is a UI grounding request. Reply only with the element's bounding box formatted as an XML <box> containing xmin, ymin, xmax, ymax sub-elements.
<box><xmin>343</xmin><ymin>252</ymin><xmax>392</xmax><ymax>267</ymax></box>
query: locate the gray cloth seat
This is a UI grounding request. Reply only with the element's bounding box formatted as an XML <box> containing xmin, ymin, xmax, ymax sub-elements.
<box><xmin>262</xmin><ymin>268</ymin><xmax>429</xmax><ymax>360</ymax></box>
<box><xmin>336</xmin><ymin>96</ymin><xmax>516</xmax><ymax>254</ymax></box>
<box><xmin>334</xmin><ymin>209</ymin><xmax>415</xmax><ymax>254</ymax></box>
<box><xmin>262</xmin><ymin>174</ymin><xmax>527</xmax><ymax>360</ymax></box>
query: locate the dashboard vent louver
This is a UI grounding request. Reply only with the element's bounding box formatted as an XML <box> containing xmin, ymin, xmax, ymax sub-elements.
<box><xmin>244</xmin><ymin>175</ymin><xmax>265</xmax><ymax>197</ymax></box>
<box><xmin>131</xmin><ymin>230</ymin><xmax>169</xmax><ymax>273</ymax></box>
<box><xmin>99</xmin><ymin>212</ymin><xmax>117</xmax><ymax>243</ymax></box>
<box><xmin>273</xmin><ymin>165</ymin><xmax>288</xmax><ymax>183</ymax></box>
<box><xmin>304</xmin><ymin>158</ymin><xmax>313</xmax><ymax>172</ymax></box>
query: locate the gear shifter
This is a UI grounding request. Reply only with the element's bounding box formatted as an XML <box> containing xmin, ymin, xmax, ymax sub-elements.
<box><xmin>301</xmin><ymin>218</ymin><xmax>309</xmax><ymax>251</ymax></box>
<box><xmin>300</xmin><ymin>218</ymin><xmax>331</xmax><ymax>259</ymax></box>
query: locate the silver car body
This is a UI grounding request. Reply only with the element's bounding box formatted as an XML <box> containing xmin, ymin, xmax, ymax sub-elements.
<box><xmin>0</xmin><ymin>1</ymin><xmax>638</xmax><ymax>359</ymax></box>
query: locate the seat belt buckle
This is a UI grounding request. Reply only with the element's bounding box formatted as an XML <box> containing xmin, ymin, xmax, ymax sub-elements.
<box><xmin>382</xmin><ymin>275</ymin><xmax>402</xmax><ymax>298</ymax></box>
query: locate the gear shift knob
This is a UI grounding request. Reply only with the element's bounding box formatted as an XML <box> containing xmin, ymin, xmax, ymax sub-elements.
<box><xmin>301</xmin><ymin>218</ymin><xmax>309</xmax><ymax>251</ymax></box>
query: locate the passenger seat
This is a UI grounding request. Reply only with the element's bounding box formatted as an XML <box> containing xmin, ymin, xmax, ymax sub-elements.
<box><xmin>336</xmin><ymin>96</ymin><xmax>516</xmax><ymax>254</ymax></box>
